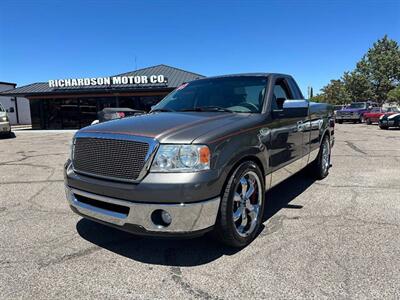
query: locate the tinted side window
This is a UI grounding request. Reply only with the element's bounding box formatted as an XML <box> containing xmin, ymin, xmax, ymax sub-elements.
<box><xmin>273</xmin><ymin>85</ymin><xmax>290</xmax><ymax>100</ymax></box>
<box><xmin>287</xmin><ymin>78</ymin><xmax>303</xmax><ymax>99</ymax></box>
<box><xmin>272</xmin><ymin>79</ymin><xmax>293</xmax><ymax>110</ymax></box>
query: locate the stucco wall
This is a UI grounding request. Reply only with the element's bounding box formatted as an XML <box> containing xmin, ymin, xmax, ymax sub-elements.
<box><xmin>0</xmin><ymin>83</ymin><xmax>32</xmax><ymax>125</ymax></box>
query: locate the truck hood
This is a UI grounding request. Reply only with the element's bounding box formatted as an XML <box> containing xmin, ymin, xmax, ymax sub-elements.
<box><xmin>80</xmin><ymin>112</ymin><xmax>249</xmax><ymax>143</ymax></box>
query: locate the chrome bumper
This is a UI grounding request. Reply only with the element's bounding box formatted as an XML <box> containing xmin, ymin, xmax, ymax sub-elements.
<box><xmin>65</xmin><ymin>186</ymin><xmax>220</xmax><ymax>234</ymax></box>
<box><xmin>335</xmin><ymin>115</ymin><xmax>359</xmax><ymax>120</ymax></box>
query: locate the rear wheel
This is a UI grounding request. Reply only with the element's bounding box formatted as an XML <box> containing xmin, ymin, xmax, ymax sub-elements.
<box><xmin>366</xmin><ymin>118</ymin><xmax>372</xmax><ymax>125</ymax></box>
<box><xmin>337</xmin><ymin>120</ymin><xmax>343</xmax><ymax>124</ymax></box>
<box><xmin>214</xmin><ymin>161</ymin><xmax>265</xmax><ymax>248</ymax></box>
<box><xmin>310</xmin><ymin>136</ymin><xmax>331</xmax><ymax>179</ymax></box>
<box><xmin>379</xmin><ymin>125</ymin><xmax>389</xmax><ymax>130</ymax></box>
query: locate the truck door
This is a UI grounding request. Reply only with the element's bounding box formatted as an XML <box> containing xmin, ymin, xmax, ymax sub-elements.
<box><xmin>268</xmin><ymin>77</ymin><xmax>309</xmax><ymax>187</ymax></box>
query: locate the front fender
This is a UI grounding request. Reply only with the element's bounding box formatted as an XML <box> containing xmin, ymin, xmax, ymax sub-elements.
<box><xmin>211</xmin><ymin>132</ymin><xmax>269</xmax><ymax>187</ymax></box>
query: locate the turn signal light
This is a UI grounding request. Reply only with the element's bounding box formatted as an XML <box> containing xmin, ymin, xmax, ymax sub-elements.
<box><xmin>199</xmin><ymin>146</ymin><xmax>210</xmax><ymax>164</ymax></box>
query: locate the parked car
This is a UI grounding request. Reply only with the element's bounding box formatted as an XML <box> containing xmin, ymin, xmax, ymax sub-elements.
<box><xmin>379</xmin><ymin>112</ymin><xmax>400</xmax><ymax>129</ymax></box>
<box><xmin>364</xmin><ymin>107</ymin><xmax>400</xmax><ymax>124</ymax></box>
<box><xmin>0</xmin><ymin>103</ymin><xmax>11</xmax><ymax>137</ymax></box>
<box><xmin>91</xmin><ymin>108</ymin><xmax>145</xmax><ymax>125</ymax></box>
<box><xmin>335</xmin><ymin>101</ymin><xmax>378</xmax><ymax>124</ymax></box>
<box><xmin>333</xmin><ymin>105</ymin><xmax>345</xmax><ymax>118</ymax></box>
<box><xmin>65</xmin><ymin>73</ymin><xmax>335</xmax><ymax>247</ymax></box>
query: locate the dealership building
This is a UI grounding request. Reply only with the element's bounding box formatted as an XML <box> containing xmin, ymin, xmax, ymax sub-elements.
<box><xmin>0</xmin><ymin>65</ymin><xmax>204</xmax><ymax>129</ymax></box>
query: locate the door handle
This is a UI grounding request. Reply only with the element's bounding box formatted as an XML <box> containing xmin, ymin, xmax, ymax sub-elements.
<box><xmin>297</xmin><ymin>121</ymin><xmax>304</xmax><ymax>132</ymax></box>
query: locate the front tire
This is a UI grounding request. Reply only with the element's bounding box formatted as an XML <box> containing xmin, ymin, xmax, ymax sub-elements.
<box><xmin>379</xmin><ymin>125</ymin><xmax>389</xmax><ymax>130</ymax></box>
<box><xmin>366</xmin><ymin>118</ymin><xmax>372</xmax><ymax>125</ymax></box>
<box><xmin>214</xmin><ymin>161</ymin><xmax>265</xmax><ymax>248</ymax></box>
<box><xmin>337</xmin><ymin>119</ymin><xmax>343</xmax><ymax>124</ymax></box>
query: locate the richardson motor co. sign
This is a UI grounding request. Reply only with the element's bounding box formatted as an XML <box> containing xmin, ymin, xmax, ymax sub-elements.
<box><xmin>48</xmin><ymin>75</ymin><xmax>167</xmax><ymax>88</ymax></box>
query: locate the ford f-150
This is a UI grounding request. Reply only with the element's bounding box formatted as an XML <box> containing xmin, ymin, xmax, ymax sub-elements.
<box><xmin>64</xmin><ymin>73</ymin><xmax>335</xmax><ymax>247</ymax></box>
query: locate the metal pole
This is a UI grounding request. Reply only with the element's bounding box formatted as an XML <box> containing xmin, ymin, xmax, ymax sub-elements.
<box><xmin>13</xmin><ymin>97</ymin><xmax>20</xmax><ymax>124</ymax></box>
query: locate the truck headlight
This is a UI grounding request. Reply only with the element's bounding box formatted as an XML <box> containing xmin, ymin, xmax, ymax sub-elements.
<box><xmin>0</xmin><ymin>116</ymin><xmax>8</xmax><ymax>122</ymax></box>
<box><xmin>69</xmin><ymin>138</ymin><xmax>75</xmax><ymax>161</ymax></box>
<box><xmin>151</xmin><ymin>144</ymin><xmax>210</xmax><ymax>172</ymax></box>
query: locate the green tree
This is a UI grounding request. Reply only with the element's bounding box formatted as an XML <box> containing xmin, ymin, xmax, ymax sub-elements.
<box><xmin>355</xmin><ymin>35</ymin><xmax>400</xmax><ymax>102</ymax></box>
<box><xmin>309</xmin><ymin>94</ymin><xmax>325</xmax><ymax>103</ymax></box>
<box><xmin>387</xmin><ymin>86</ymin><xmax>400</xmax><ymax>103</ymax></box>
<box><xmin>320</xmin><ymin>79</ymin><xmax>351</xmax><ymax>105</ymax></box>
<box><xmin>342</xmin><ymin>71</ymin><xmax>375</xmax><ymax>101</ymax></box>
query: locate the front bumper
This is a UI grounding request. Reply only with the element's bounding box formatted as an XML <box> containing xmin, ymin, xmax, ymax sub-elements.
<box><xmin>335</xmin><ymin>114</ymin><xmax>359</xmax><ymax>120</ymax></box>
<box><xmin>0</xmin><ymin>122</ymin><xmax>10</xmax><ymax>133</ymax></box>
<box><xmin>65</xmin><ymin>186</ymin><xmax>220</xmax><ymax>236</ymax></box>
<box><xmin>379</xmin><ymin>119</ymin><xmax>398</xmax><ymax>127</ymax></box>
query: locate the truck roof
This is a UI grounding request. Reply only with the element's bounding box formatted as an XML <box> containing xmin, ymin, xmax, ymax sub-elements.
<box><xmin>198</xmin><ymin>73</ymin><xmax>292</xmax><ymax>80</ymax></box>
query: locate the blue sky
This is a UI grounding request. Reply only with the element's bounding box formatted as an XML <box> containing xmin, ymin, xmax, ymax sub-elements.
<box><xmin>0</xmin><ymin>0</ymin><xmax>399</xmax><ymax>95</ymax></box>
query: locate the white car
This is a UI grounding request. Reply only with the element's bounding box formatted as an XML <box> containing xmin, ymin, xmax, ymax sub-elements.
<box><xmin>0</xmin><ymin>103</ymin><xmax>11</xmax><ymax>137</ymax></box>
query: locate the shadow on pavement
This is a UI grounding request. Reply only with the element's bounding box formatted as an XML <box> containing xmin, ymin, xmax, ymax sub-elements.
<box><xmin>77</xmin><ymin>169</ymin><xmax>316</xmax><ymax>266</ymax></box>
<box><xmin>263</xmin><ymin>169</ymin><xmax>316</xmax><ymax>222</ymax></box>
<box><xmin>0</xmin><ymin>132</ymin><xmax>16</xmax><ymax>139</ymax></box>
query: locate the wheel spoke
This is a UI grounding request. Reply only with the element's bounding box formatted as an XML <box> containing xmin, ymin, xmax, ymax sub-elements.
<box><xmin>233</xmin><ymin>192</ymin><xmax>241</xmax><ymax>202</ymax></box>
<box><xmin>233</xmin><ymin>206</ymin><xmax>243</xmax><ymax>222</ymax></box>
<box><xmin>246</xmin><ymin>200</ymin><xmax>254</xmax><ymax>211</ymax></box>
<box><xmin>237</xmin><ymin>211</ymin><xmax>248</xmax><ymax>233</ymax></box>
<box><xmin>248</xmin><ymin>206</ymin><xmax>259</xmax><ymax>221</ymax></box>
<box><xmin>240</xmin><ymin>209</ymin><xmax>248</xmax><ymax>226</ymax></box>
<box><xmin>240</xmin><ymin>177</ymin><xmax>248</xmax><ymax>197</ymax></box>
<box><xmin>245</xmin><ymin>178</ymin><xmax>255</xmax><ymax>199</ymax></box>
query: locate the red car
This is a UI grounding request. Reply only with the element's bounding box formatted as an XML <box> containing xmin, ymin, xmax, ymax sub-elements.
<box><xmin>363</xmin><ymin>107</ymin><xmax>400</xmax><ymax>124</ymax></box>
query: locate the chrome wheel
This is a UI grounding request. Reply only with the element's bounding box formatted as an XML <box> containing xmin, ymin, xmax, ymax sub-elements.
<box><xmin>321</xmin><ymin>139</ymin><xmax>330</xmax><ymax>175</ymax></box>
<box><xmin>232</xmin><ymin>171</ymin><xmax>262</xmax><ymax>237</ymax></box>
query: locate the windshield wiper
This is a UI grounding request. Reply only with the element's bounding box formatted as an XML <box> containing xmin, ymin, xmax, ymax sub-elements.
<box><xmin>180</xmin><ymin>106</ymin><xmax>234</xmax><ymax>113</ymax></box>
<box><xmin>150</xmin><ymin>108</ymin><xmax>175</xmax><ymax>113</ymax></box>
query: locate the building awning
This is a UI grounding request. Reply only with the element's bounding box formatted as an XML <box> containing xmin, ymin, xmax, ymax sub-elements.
<box><xmin>0</xmin><ymin>64</ymin><xmax>205</xmax><ymax>97</ymax></box>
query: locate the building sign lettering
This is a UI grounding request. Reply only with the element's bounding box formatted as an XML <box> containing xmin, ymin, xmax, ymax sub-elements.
<box><xmin>48</xmin><ymin>75</ymin><xmax>167</xmax><ymax>88</ymax></box>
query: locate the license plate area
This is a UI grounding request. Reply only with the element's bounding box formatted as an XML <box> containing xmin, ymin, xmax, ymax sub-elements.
<box><xmin>74</xmin><ymin>193</ymin><xmax>130</xmax><ymax>216</ymax></box>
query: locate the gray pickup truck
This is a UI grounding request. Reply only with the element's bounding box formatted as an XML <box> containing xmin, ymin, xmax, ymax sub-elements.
<box><xmin>65</xmin><ymin>73</ymin><xmax>334</xmax><ymax>247</ymax></box>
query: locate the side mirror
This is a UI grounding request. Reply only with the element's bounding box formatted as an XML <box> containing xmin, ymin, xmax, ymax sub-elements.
<box><xmin>272</xmin><ymin>100</ymin><xmax>309</xmax><ymax>118</ymax></box>
<box><xmin>276</xmin><ymin>97</ymin><xmax>286</xmax><ymax>110</ymax></box>
<box><xmin>7</xmin><ymin>107</ymin><xmax>15</xmax><ymax>113</ymax></box>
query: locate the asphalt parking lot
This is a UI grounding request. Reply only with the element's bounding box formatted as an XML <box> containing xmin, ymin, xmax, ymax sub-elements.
<box><xmin>0</xmin><ymin>124</ymin><xmax>399</xmax><ymax>299</ymax></box>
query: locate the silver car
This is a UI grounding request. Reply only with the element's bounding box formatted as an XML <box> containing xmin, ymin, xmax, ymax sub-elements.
<box><xmin>0</xmin><ymin>103</ymin><xmax>11</xmax><ymax>137</ymax></box>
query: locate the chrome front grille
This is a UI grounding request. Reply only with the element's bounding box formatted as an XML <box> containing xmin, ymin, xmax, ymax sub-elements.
<box><xmin>73</xmin><ymin>136</ymin><xmax>151</xmax><ymax>182</ymax></box>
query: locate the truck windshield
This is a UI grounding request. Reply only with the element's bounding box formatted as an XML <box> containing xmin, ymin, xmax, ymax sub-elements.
<box><xmin>349</xmin><ymin>103</ymin><xmax>367</xmax><ymax>109</ymax></box>
<box><xmin>152</xmin><ymin>77</ymin><xmax>268</xmax><ymax>113</ymax></box>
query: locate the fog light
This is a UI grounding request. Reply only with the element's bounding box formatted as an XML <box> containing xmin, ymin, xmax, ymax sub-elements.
<box><xmin>151</xmin><ymin>209</ymin><xmax>172</xmax><ymax>227</ymax></box>
<box><xmin>161</xmin><ymin>210</ymin><xmax>172</xmax><ymax>225</ymax></box>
